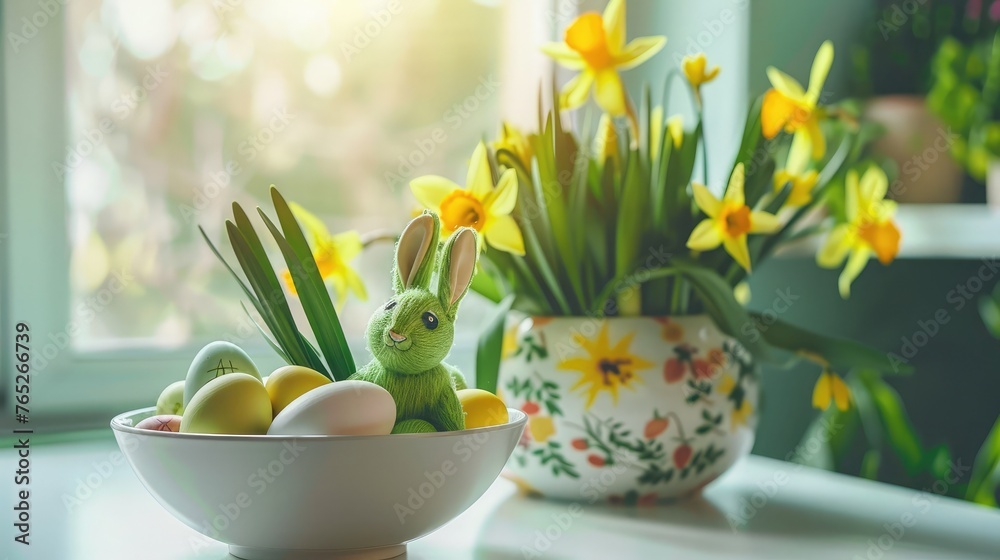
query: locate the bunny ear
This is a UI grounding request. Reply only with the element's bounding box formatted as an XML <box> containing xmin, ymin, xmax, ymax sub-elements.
<box><xmin>437</xmin><ymin>228</ymin><xmax>478</xmax><ymax>317</ymax></box>
<box><xmin>393</xmin><ymin>212</ymin><xmax>440</xmax><ymax>293</ymax></box>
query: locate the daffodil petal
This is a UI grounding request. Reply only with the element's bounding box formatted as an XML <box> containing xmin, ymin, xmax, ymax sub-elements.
<box><xmin>838</xmin><ymin>248</ymin><xmax>871</xmax><ymax>299</ymax></box>
<box><xmin>616</xmin><ymin>36</ymin><xmax>667</xmax><ymax>70</ymax></box>
<box><xmin>331</xmin><ymin>230</ymin><xmax>363</xmax><ymax>262</ymax></box>
<box><xmin>289</xmin><ymin>202</ymin><xmax>332</xmax><ymax>247</ymax></box>
<box><xmin>345</xmin><ymin>266</ymin><xmax>368</xmax><ymax>302</ymax></box>
<box><xmin>845</xmin><ymin>170</ymin><xmax>860</xmax><ymax>222</ymax></box>
<box><xmin>540</xmin><ymin>42</ymin><xmax>586</xmax><ymax>70</ymax></box>
<box><xmin>411</xmin><ymin>176</ymin><xmax>460</xmax><ymax>211</ymax></box>
<box><xmin>723</xmin><ymin>235</ymin><xmax>752</xmax><ymax>272</ymax></box>
<box><xmin>766</xmin><ymin>67</ymin><xmax>806</xmax><ymax>100</ymax></box>
<box><xmin>761</xmin><ymin>89</ymin><xmax>797</xmax><ymax>139</ymax></box>
<box><xmin>466</xmin><ymin>142</ymin><xmax>494</xmax><ymax>199</ymax></box>
<box><xmin>807</xmin><ymin>41</ymin><xmax>834</xmax><ymax>105</ymax></box>
<box><xmin>484</xmin><ymin>214</ymin><xmax>525</xmax><ymax>255</ymax></box>
<box><xmin>803</xmin><ymin>118</ymin><xmax>826</xmax><ymax>160</ymax></box>
<box><xmin>724</xmin><ymin>163</ymin><xmax>746</xmax><ymax>206</ymax></box>
<box><xmin>812</xmin><ymin>373</ymin><xmax>832</xmax><ymax>410</ymax></box>
<box><xmin>749</xmin><ymin>211</ymin><xmax>781</xmax><ymax>234</ymax></box>
<box><xmin>691</xmin><ymin>182</ymin><xmax>721</xmax><ymax>218</ymax></box>
<box><xmin>817</xmin><ymin>224</ymin><xmax>852</xmax><ymax>268</ymax></box>
<box><xmin>281</xmin><ymin>268</ymin><xmax>298</xmax><ymax>297</ymax></box>
<box><xmin>486</xmin><ymin>168</ymin><xmax>518</xmax><ymax>216</ymax></box>
<box><xmin>330</xmin><ymin>273</ymin><xmax>348</xmax><ymax>310</ymax></box>
<box><xmin>860</xmin><ymin>165</ymin><xmax>889</xmax><ymax>204</ymax></box>
<box><xmin>594</xmin><ymin>69</ymin><xmax>627</xmax><ymax>116</ymax></box>
<box><xmin>786</xmin><ymin>128</ymin><xmax>812</xmax><ymax>174</ymax></box>
<box><xmin>831</xmin><ymin>374</ymin><xmax>851</xmax><ymax>411</ymax></box>
<box><xmin>560</xmin><ymin>70</ymin><xmax>595</xmax><ymax>110</ymax></box>
<box><xmin>686</xmin><ymin>219</ymin><xmax>722</xmax><ymax>251</ymax></box>
<box><xmin>603</xmin><ymin>0</ymin><xmax>626</xmax><ymax>50</ymax></box>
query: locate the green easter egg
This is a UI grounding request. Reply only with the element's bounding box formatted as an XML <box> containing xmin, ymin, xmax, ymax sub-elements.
<box><xmin>183</xmin><ymin>341</ymin><xmax>261</xmax><ymax>406</ymax></box>
<box><xmin>180</xmin><ymin>373</ymin><xmax>272</xmax><ymax>435</ymax></box>
<box><xmin>156</xmin><ymin>381</ymin><xmax>186</xmax><ymax>415</ymax></box>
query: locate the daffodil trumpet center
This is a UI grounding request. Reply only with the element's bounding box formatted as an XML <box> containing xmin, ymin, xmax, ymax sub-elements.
<box><xmin>565</xmin><ymin>13</ymin><xmax>614</xmax><ymax>70</ymax></box>
<box><xmin>440</xmin><ymin>191</ymin><xmax>486</xmax><ymax>232</ymax></box>
<box><xmin>721</xmin><ymin>205</ymin><xmax>752</xmax><ymax>238</ymax></box>
<box><xmin>857</xmin><ymin>219</ymin><xmax>901</xmax><ymax>265</ymax></box>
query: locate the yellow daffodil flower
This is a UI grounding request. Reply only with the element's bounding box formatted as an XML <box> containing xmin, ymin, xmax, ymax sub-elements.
<box><xmin>817</xmin><ymin>166</ymin><xmax>901</xmax><ymax>298</ymax></box>
<box><xmin>812</xmin><ymin>370</ymin><xmax>850</xmax><ymax>411</ymax></box>
<box><xmin>410</xmin><ymin>142</ymin><xmax>525</xmax><ymax>255</ymax></box>
<box><xmin>682</xmin><ymin>53</ymin><xmax>720</xmax><ymax>104</ymax></box>
<box><xmin>541</xmin><ymin>0</ymin><xmax>666</xmax><ymax>116</ymax></box>
<box><xmin>761</xmin><ymin>41</ymin><xmax>833</xmax><ymax>160</ymax></box>
<box><xmin>492</xmin><ymin>122</ymin><xmax>533</xmax><ymax>169</ymax></box>
<box><xmin>773</xmin><ymin>131</ymin><xmax>819</xmax><ymax>207</ymax></box>
<box><xmin>687</xmin><ymin>163</ymin><xmax>781</xmax><ymax>272</ymax></box>
<box><xmin>282</xmin><ymin>203</ymin><xmax>367</xmax><ymax>309</ymax></box>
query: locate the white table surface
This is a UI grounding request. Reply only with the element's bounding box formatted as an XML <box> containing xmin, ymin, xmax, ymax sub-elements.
<box><xmin>3</xmin><ymin>435</ymin><xmax>999</xmax><ymax>560</ymax></box>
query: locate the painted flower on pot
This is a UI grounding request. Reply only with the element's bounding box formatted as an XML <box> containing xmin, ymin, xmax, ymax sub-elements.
<box><xmin>663</xmin><ymin>343</ymin><xmax>718</xmax><ymax>384</ymax></box>
<box><xmin>557</xmin><ymin>322</ymin><xmax>654</xmax><ymax>408</ymax></box>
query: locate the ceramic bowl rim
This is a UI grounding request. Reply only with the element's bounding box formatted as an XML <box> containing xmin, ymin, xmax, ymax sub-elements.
<box><xmin>111</xmin><ymin>406</ymin><xmax>527</xmax><ymax>442</ymax></box>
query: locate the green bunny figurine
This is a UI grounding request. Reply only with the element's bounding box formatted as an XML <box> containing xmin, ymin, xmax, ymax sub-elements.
<box><xmin>350</xmin><ymin>211</ymin><xmax>476</xmax><ymax>433</ymax></box>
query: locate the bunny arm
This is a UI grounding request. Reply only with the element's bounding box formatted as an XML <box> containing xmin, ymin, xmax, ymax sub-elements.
<box><xmin>446</xmin><ymin>363</ymin><xmax>468</xmax><ymax>391</ymax></box>
<box><xmin>430</xmin><ymin>382</ymin><xmax>466</xmax><ymax>432</ymax></box>
<box><xmin>349</xmin><ymin>361</ymin><xmax>466</xmax><ymax>432</ymax></box>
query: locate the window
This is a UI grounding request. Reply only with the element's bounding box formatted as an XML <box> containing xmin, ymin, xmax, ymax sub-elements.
<box><xmin>3</xmin><ymin>0</ymin><xmax>547</xmax><ymax>420</ymax></box>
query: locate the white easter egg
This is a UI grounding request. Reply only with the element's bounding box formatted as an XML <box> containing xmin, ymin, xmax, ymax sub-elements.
<box><xmin>183</xmin><ymin>341</ymin><xmax>261</xmax><ymax>406</ymax></box>
<box><xmin>267</xmin><ymin>380</ymin><xmax>396</xmax><ymax>436</ymax></box>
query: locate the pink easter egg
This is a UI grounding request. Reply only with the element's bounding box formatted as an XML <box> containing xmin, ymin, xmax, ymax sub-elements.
<box><xmin>135</xmin><ymin>414</ymin><xmax>183</xmax><ymax>433</ymax></box>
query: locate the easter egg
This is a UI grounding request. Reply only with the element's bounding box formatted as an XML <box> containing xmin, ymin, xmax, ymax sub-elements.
<box><xmin>183</xmin><ymin>341</ymin><xmax>261</xmax><ymax>406</ymax></box>
<box><xmin>181</xmin><ymin>373</ymin><xmax>272</xmax><ymax>435</ymax></box>
<box><xmin>457</xmin><ymin>389</ymin><xmax>509</xmax><ymax>429</ymax></box>
<box><xmin>268</xmin><ymin>380</ymin><xmax>395</xmax><ymax>436</ymax></box>
<box><xmin>265</xmin><ymin>366</ymin><xmax>332</xmax><ymax>417</ymax></box>
<box><xmin>156</xmin><ymin>381</ymin><xmax>186</xmax><ymax>415</ymax></box>
<box><xmin>136</xmin><ymin>415</ymin><xmax>183</xmax><ymax>432</ymax></box>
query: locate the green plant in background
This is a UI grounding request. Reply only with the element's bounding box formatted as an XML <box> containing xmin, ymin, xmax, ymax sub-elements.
<box><xmin>199</xmin><ymin>187</ymin><xmax>356</xmax><ymax>381</ymax></box>
<box><xmin>970</xmin><ymin>283</ymin><xmax>1000</xmax><ymax>505</ymax></box>
<box><xmin>927</xmin><ymin>31</ymin><xmax>1000</xmax><ymax>179</ymax></box>
<box><xmin>925</xmin><ymin>1</ymin><xmax>1000</xmax><ymax>181</ymax></box>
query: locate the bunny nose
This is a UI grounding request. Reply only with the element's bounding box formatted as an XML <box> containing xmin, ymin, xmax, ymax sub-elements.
<box><xmin>388</xmin><ymin>330</ymin><xmax>407</xmax><ymax>343</ymax></box>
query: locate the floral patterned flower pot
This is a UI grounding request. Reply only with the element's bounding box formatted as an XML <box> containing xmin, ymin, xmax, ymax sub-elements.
<box><xmin>497</xmin><ymin>315</ymin><xmax>758</xmax><ymax>504</ymax></box>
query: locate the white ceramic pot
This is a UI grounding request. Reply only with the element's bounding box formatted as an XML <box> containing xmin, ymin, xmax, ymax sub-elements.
<box><xmin>497</xmin><ymin>315</ymin><xmax>758</xmax><ymax>504</ymax></box>
<box><xmin>112</xmin><ymin>407</ymin><xmax>526</xmax><ymax>559</ymax></box>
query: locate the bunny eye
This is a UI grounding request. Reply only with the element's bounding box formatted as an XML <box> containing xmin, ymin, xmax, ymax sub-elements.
<box><xmin>384</xmin><ymin>300</ymin><xmax>397</xmax><ymax>311</ymax></box>
<box><xmin>421</xmin><ymin>311</ymin><xmax>439</xmax><ymax>330</ymax></box>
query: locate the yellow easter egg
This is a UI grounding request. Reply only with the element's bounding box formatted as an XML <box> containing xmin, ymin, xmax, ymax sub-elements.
<box><xmin>180</xmin><ymin>373</ymin><xmax>272</xmax><ymax>435</ymax></box>
<box><xmin>265</xmin><ymin>366</ymin><xmax>332</xmax><ymax>417</ymax></box>
<box><xmin>457</xmin><ymin>389</ymin><xmax>509</xmax><ymax>429</ymax></box>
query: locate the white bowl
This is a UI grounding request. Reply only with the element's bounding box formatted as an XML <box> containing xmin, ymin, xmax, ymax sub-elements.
<box><xmin>111</xmin><ymin>407</ymin><xmax>526</xmax><ymax>559</ymax></box>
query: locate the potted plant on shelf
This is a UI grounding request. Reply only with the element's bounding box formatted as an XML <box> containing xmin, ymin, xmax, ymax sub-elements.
<box><xmin>851</xmin><ymin>0</ymin><xmax>967</xmax><ymax>204</ymax></box>
<box><xmin>927</xmin><ymin>28</ymin><xmax>1000</xmax><ymax>206</ymax></box>
<box><xmin>408</xmin><ymin>0</ymin><xmax>909</xmax><ymax>502</ymax></box>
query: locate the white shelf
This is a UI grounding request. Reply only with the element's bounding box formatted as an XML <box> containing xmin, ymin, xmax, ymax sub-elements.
<box><xmin>10</xmin><ymin>436</ymin><xmax>1000</xmax><ymax>559</ymax></box>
